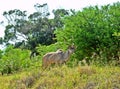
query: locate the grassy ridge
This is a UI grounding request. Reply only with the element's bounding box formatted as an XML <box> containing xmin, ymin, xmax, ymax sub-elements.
<box><xmin>0</xmin><ymin>65</ymin><xmax>120</xmax><ymax>89</ymax></box>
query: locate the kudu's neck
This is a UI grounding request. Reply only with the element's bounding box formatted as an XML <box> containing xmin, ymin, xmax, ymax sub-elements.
<box><xmin>63</xmin><ymin>48</ymin><xmax>74</xmax><ymax>61</ymax></box>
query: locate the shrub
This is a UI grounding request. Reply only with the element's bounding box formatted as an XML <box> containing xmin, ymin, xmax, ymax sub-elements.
<box><xmin>0</xmin><ymin>45</ymin><xmax>31</xmax><ymax>74</ymax></box>
<box><xmin>55</xmin><ymin>2</ymin><xmax>120</xmax><ymax>63</ymax></box>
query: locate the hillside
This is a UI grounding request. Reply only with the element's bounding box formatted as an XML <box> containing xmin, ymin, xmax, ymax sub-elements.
<box><xmin>0</xmin><ymin>65</ymin><xmax>120</xmax><ymax>89</ymax></box>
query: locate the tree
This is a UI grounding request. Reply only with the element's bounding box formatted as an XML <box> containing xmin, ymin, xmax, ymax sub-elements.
<box><xmin>0</xmin><ymin>3</ymin><xmax>69</xmax><ymax>58</ymax></box>
<box><xmin>55</xmin><ymin>2</ymin><xmax>120</xmax><ymax>62</ymax></box>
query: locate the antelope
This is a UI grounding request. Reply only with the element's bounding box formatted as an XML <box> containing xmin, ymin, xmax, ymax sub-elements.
<box><xmin>42</xmin><ymin>45</ymin><xmax>75</xmax><ymax>68</ymax></box>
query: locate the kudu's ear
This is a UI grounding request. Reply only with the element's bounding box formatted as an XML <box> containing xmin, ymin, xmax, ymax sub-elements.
<box><xmin>68</xmin><ymin>43</ymin><xmax>76</xmax><ymax>49</ymax></box>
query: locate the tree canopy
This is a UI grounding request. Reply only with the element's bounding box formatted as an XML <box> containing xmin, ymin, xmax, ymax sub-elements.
<box><xmin>0</xmin><ymin>3</ymin><xmax>69</xmax><ymax>57</ymax></box>
<box><xmin>55</xmin><ymin>2</ymin><xmax>120</xmax><ymax>61</ymax></box>
<box><xmin>0</xmin><ymin>2</ymin><xmax>120</xmax><ymax>61</ymax></box>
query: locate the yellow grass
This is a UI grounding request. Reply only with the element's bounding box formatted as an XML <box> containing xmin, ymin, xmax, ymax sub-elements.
<box><xmin>0</xmin><ymin>65</ymin><xmax>120</xmax><ymax>89</ymax></box>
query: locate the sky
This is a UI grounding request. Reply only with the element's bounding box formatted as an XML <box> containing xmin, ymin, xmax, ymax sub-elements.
<box><xmin>0</xmin><ymin>0</ymin><xmax>119</xmax><ymax>38</ymax></box>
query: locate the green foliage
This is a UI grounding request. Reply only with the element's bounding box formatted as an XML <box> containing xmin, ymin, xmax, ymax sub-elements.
<box><xmin>1</xmin><ymin>3</ymin><xmax>69</xmax><ymax>54</ymax></box>
<box><xmin>55</xmin><ymin>2</ymin><xmax>120</xmax><ymax>62</ymax></box>
<box><xmin>0</xmin><ymin>45</ymin><xmax>31</xmax><ymax>74</ymax></box>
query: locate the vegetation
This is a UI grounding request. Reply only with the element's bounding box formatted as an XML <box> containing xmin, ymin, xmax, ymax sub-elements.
<box><xmin>0</xmin><ymin>65</ymin><xmax>120</xmax><ymax>89</ymax></box>
<box><xmin>0</xmin><ymin>3</ymin><xmax>69</xmax><ymax>57</ymax></box>
<box><xmin>55</xmin><ymin>2</ymin><xmax>120</xmax><ymax>62</ymax></box>
<box><xmin>0</xmin><ymin>1</ymin><xmax>120</xmax><ymax>89</ymax></box>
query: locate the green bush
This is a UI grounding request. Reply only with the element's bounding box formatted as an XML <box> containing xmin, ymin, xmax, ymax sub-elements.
<box><xmin>55</xmin><ymin>2</ymin><xmax>120</xmax><ymax>62</ymax></box>
<box><xmin>0</xmin><ymin>45</ymin><xmax>31</xmax><ymax>74</ymax></box>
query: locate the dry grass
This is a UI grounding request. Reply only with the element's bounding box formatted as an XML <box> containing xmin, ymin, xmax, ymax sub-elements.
<box><xmin>0</xmin><ymin>65</ymin><xmax>120</xmax><ymax>89</ymax></box>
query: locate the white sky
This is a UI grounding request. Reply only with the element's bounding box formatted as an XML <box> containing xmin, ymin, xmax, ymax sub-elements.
<box><xmin>0</xmin><ymin>0</ymin><xmax>119</xmax><ymax>38</ymax></box>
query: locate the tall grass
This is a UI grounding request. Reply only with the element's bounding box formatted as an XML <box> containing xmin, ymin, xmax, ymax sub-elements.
<box><xmin>0</xmin><ymin>64</ymin><xmax>120</xmax><ymax>89</ymax></box>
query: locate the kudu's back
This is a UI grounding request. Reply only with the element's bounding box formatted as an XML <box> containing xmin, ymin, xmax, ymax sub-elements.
<box><xmin>42</xmin><ymin>45</ymin><xmax>75</xmax><ymax>68</ymax></box>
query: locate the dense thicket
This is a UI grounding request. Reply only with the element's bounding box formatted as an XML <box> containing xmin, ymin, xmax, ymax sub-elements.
<box><xmin>55</xmin><ymin>2</ymin><xmax>120</xmax><ymax>62</ymax></box>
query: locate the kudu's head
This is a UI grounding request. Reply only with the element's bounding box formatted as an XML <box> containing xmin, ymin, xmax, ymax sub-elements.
<box><xmin>68</xmin><ymin>44</ymin><xmax>76</xmax><ymax>54</ymax></box>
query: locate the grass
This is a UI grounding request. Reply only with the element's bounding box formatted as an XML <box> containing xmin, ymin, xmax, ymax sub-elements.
<box><xmin>0</xmin><ymin>65</ymin><xmax>120</xmax><ymax>89</ymax></box>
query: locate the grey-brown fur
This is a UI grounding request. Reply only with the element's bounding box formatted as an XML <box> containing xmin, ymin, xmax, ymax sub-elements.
<box><xmin>42</xmin><ymin>45</ymin><xmax>75</xmax><ymax>68</ymax></box>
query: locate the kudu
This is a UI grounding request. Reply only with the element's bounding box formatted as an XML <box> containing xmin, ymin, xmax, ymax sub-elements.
<box><xmin>42</xmin><ymin>45</ymin><xmax>75</xmax><ymax>68</ymax></box>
